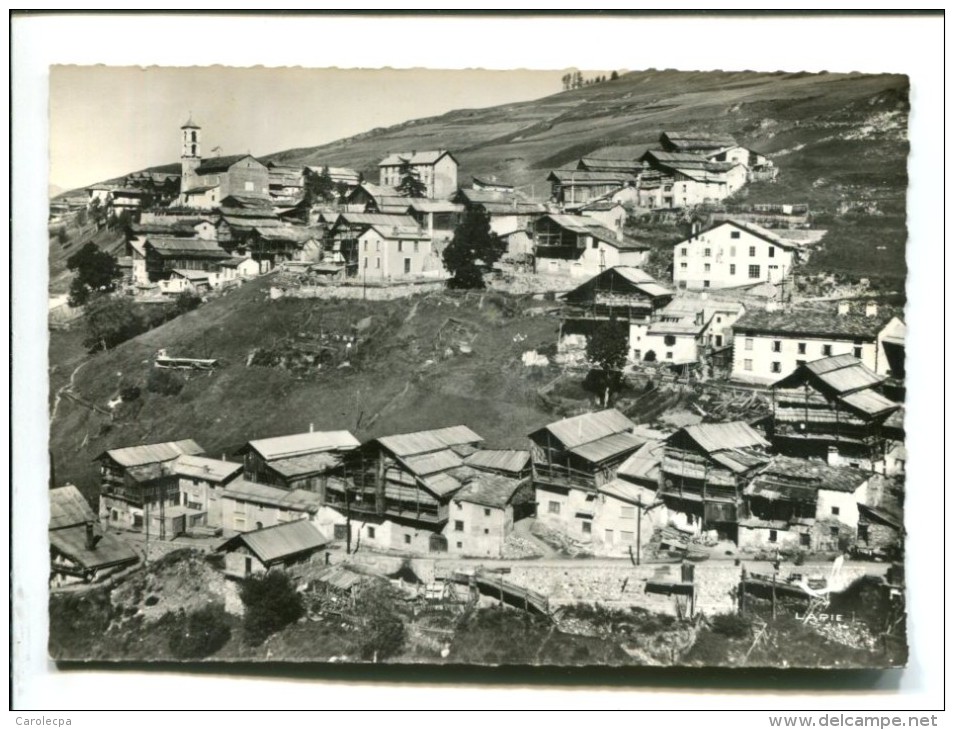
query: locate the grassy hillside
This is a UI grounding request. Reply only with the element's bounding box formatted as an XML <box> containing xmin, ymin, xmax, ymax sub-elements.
<box><xmin>50</xmin><ymin>277</ymin><xmax>565</xmax><ymax>502</ymax></box>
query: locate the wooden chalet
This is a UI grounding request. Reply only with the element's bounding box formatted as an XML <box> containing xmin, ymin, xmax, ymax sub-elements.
<box><xmin>143</xmin><ymin>237</ymin><xmax>231</xmax><ymax>281</ymax></box>
<box><xmin>660</xmin><ymin>422</ymin><xmax>771</xmax><ymax>540</ymax></box>
<box><xmin>334</xmin><ymin>426</ymin><xmax>483</xmax><ymax>537</ymax></box>
<box><xmin>463</xmin><ymin>449</ymin><xmax>532</xmax><ymax>481</ymax></box>
<box><xmin>561</xmin><ymin>266</ymin><xmax>673</xmax><ymax>329</ymax></box>
<box><xmin>546</xmin><ymin>169</ymin><xmax>637</xmax><ymax>205</ymax></box>
<box><xmin>768</xmin><ymin>355</ymin><xmax>901</xmax><ymax>469</ymax></box>
<box><xmin>239</xmin><ymin>429</ymin><xmax>360</xmax><ymax>493</ymax></box>
<box><xmin>217</xmin><ymin>520</ymin><xmax>329</xmax><ymax>579</ymax></box>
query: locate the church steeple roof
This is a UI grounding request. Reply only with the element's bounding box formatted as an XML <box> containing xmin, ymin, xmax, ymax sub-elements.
<box><xmin>181</xmin><ymin>115</ymin><xmax>200</xmax><ymax>130</ymax></box>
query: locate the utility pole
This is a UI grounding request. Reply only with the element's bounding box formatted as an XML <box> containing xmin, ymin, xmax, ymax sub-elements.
<box><xmin>345</xmin><ymin>483</ymin><xmax>352</xmax><ymax>555</ymax></box>
<box><xmin>636</xmin><ymin>497</ymin><xmax>642</xmax><ymax>566</ymax></box>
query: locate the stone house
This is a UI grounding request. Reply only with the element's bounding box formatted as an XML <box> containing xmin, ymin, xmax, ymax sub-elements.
<box><xmin>378</xmin><ymin>150</ymin><xmax>459</xmax><ymax>200</ymax></box>
<box><xmin>356</xmin><ymin>223</ymin><xmax>443</xmax><ymax>281</ymax></box>
<box><xmin>444</xmin><ymin>473</ymin><xmax>533</xmax><ymax>557</ymax></box>
<box><xmin>240</xmin><ymin>429</ymin><xmax>360</xmax><ymax>492</ymax></box>
<box><xmin>532</xmin><ymin>214</ymin><xmax>650</xmax><ymax>278</ymax></box>
<box><xmin>171</xmin><ymin>454</ymin><xmax>243</xmax><ymax>530</ymax></box>
<box><xmin>219</xmin><ymin>479</ymin><xmax>324</xmax><ymax>533</ymax></box>
<box><xmin>216</xmin><ymin>520</ymin><xmax>329</xmax><ymax>579</ymax></box>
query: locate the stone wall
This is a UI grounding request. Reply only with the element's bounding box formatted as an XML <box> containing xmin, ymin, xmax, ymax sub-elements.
<box><xmin>273</xmin><ymin>279</ymin><xmax>447</xmax><ymax>301</ymax></box>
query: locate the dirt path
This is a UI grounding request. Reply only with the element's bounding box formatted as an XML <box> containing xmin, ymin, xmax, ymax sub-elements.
<box><xmin>49</xmin><ymin>358</ymin><xmax>91</xmax><ymax>426</ymax></box>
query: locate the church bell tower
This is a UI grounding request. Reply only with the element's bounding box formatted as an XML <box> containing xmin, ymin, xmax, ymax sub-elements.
<box><xmin>180</xmin><ymin>115</ymin><xmax>201</xmax><ymax>196</ymax></box>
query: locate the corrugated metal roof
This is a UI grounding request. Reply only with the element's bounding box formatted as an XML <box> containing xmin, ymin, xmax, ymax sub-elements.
<box><xmin>50</xmin><ymin>526</ymin><xmax>138</xmax><ymax>570</ymax></box>
<box><xmin>173</xmin><ymin>455</ymin><xmax>242</xmax><ymax>483</ymax></box>
<box><xmin>599</xmin><ymin>478</ymin><xmax>659</xmax><ymax>507</ymax></box>
<box><xmin>379</xmin><ymin>150</ymin><xmax>453</xmax><ymax>166</ymax></box>
<box><xmin>839</xmin><ymin>390</ymin><xmax>899</xmax><ymax>417</ymax></box>
<box><xmin>248</xmin><ymin>430</ymin><xmax>360</xmax><ymax>460</ymax></box>
<box><xmin>220</xmin><ymin>520</ymin><xmax>328</xmax><ymax>565</ymax></box>
<box><xmin>377</xmin><ymin>425</ymin><xmax>482</xmax><ymax>458</ymax></box>
<box><xmin>617</xmin><ymin>440</ymin><xmax>665</xmax><ymax>484</ymax></box>
<box><xmin>267</xmin><ymin>452</ymin><xmax>342</xmax><ymax>479</ymax></box>
<box><xmin>454</xmin><ymin>473</ymin><xmax>525</xmax><ymax>508</ymax></box>
<box><xmin>680</xmin><ymin>422</ymin><xmax>769</xmax><ymax>454</ymax></box>
<box><xmin>810</xmin><ymin>357</ymin><xmax>885</xmax><ymax>394</ymax></box>
<box><xmin>535</xmin><ymin>409</ymin><xmax>635</xmax><ymax>450</ymax></box>
<box><xmin>49</xmin><ymin>485</ymin><xmax>96</xmax><ymax>530</ymax></box>
<box><xmin>402</xmin><ymin>449</ymin><xmax>463</xmax><ymax>476</ymax></box>
<box><xmin>570</xmin><ymin>431</ymin><xmax>645</xmax><ymax>464</ymax></box>
<box><xmin>464</xmin><ymin>449</ymin><xmax>531</xmax><ymax>474</ymax></box>
<box><xmin>99</xmin><ymin>439</ymin><xmax>204</xmax><ymax>468</ymax></box>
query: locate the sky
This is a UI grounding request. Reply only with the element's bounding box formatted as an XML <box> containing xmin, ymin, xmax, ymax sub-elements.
<box><xmin>50</xmin><ymin>66</ymin><xmax>566</xmax><ymax>191</ymax></box>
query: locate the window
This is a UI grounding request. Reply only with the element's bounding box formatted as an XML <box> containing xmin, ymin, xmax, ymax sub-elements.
<box><xmin>727</xmin><ymin>264</ymin><xmax>735</xmax><ymax>276</ymax></box>
<box><xmin>591</xmin><ymin>240</ymin><xmax>599</xmax><ymax>249</ymax></box>
<box><xmin>456</xmin><ymin>542</ymin><xmax>462</xmax><ymax>549</ymax></box>
<box><xmin>664</xmin><ymin>335</ymin><xmax>676</xmax><ymax>346</ymax></box>
<box><xmin>771</xmin><ymin>362</ymin><xmax>782</xmax><ymax>373</ymax></box>
<box><xmin>769</xmin><ymin>530</ymin><xmax>778</xmax><ymax>543</ymax></box>
<box><xmin>730</xmin><ymin>231</ymin><xmax>741</xmax><ymax>239</ymax></box>
<box><xmin>666</xmin><ymin>351</ymin><xmax>673</xmax><ymax>359</ymax></box>
<box><xmin>548</xmin><ymin>501</ymin><xmax>561</xmax><ymax>515</ymax></box>
<box><xmin>772</xmin><ymin>340</ymin><xmax>782</xmax><ymax>352</ymax></box>
<box><xmin>715</xmin><ymin>335</ymin><xmax>723</xmax><ymax>347</ymax></box>
<box><xmin>857</xmin><ymin>525</ymin><xmax>869</xmax><ymax>543</ymax></box>
<box><xmin>745</xmin><ymin>338</ymin><xmax>753</xmax><ymax>351</ymax></box>
<box><xmin>822</xmin><ymin>344</ymin><xmax>833</xmax><ymax>356</ymax></box>
<box><xmin>768</xmin><ymin>246</ymin><xmax>775</xmax><ymax>258</ymax></box>
<box><xmin>830</xmin><ymin>526</ymin><xmax>840</xmax><ymax>537</ymax></box>
<box><xmin>414</xmin><ymin>241</ymin><xmax>419</xmax><ymax>253</ymax></box>
<box><xmin>680</xmin><ymin>262</ymin><xmax>687</xmax><ymax>270</ymax></box>
<box><xmin>376</xmin><ymin>240</ymin><xmax>381</xmax><ymax>252</ymax></box>
<box><xmin>716</xmin><ymin>316</ymin><xmax>722</xmax><ymax>323</ymax></box>
<box><xmin>404</xmin><ymin>534</ymin><xmax>411</xmax><ymax>545</ymax></box>
<box><xmin>397</xmin><ymin>241</ymin><xmax>403</xmax><ymax>252</ymax></box>
<box><xmin>704</xmin><ymin>263</ymin><xmax>711</xmax><ymax>272</ymax></box>
<box><xmin>797</xmin><ymin>342</ymin><xmax>806</xmax><ymax>355</ymax></box>
<box><xmin>582</xmin><ymin>521</ymin><xmax>592</xmax><ymax>535</ymax></box>
<box><xmin>605</xmin><ymin>529</ymin><xmax>614</xmax><ymax>543</ymax></box>
<box><xmin>749</xmin><ymin>246</ymin><xmax>756</xmax><ymax>257</ymax></box>
<box><xmin>363</xmin><ymin>241</ymin><xmax>368</xmax><ymax>252</ymax></box>
<box><xmin>704</xmin><ymin>248</ymin><xmax>711</xmax><ymax>257</ymax></box>
<box><xmin>744</xmin><ymin>359</ymin><xmax>753</xmax><ymax>371</ymax></box>
<box><xmin>620</xmin><ymin>505</ymin><xmax>635</xmax><ymax>519</ymax></box>
<box><xmin>831</xmin><ymin>506</ymin><xmax>841</xmax><ymax>516</ymax></box>
<box><xmin>853</xmin><ymin>346</ymin><xmax>862</xmax><ymax>358</ymax></box>
<box><xmin>484</xmin><ymin>508</ymin><xmax>491</xmax><ymax>517</ymax></box>
<box><xmin>748</xmin><ymin>264</ymin><xmax>761</xmax><ymax>279</ymax></box>
<box><xmin>363</xmin><ymin>257</ymin><xmax>368</xmax><ymax>270</ymax></box>
<box><xmin>334</xmin><ymin>524</ymin><xmax>349</xmax><ymax>540</ymax></box>
<box><xmin>455</xmin><ymin>520</ymin><xmax>464</xmax><ymax>532</ymax></box>
<box><xmin>367</xmin><ymin>526</ymin><xmax>375</xmax><ymax>539</ymax></box>
<box><xmin>484</xmin><ymin>528</ymin><xmax>489</xmax><ymax>535</ymax></box>
<box><xmin>244</xmin><ymin>181</ymin><xmax>254</xmax><ymax>192</ymax></box>
<box><xmin>404</xmin><ymin>258</ymin><xmax>411</xmax><ymax>274</ymax></box>
<box><xmin>703</xmin><ymin>280</ymin><xmax>710</xmax><ymax>288</ymax></box>
<box><xmin>800</xmin><ymin>533</ymin><xmax>811</xmax><ymax>547</ymax></box>
<box><xmin>620</xmin><ymin>531</ymin><xmax>634</xmax><ymax>544</ymax></box>
<box><xmin>680</xmin><ymin>247</ymin><xmax>688</xmax><ymax>257</ymax></box>
<box><xmin>796</xmin><ymin>360</ymin><xmax>806</xmax><ymax>367</ymax></box>
<box><xmin>375</xmin><ymin>257</ymin><xmax>380</xmax><ymax>269</ymax></box>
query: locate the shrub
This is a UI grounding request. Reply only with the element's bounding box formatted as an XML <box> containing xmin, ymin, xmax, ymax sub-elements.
<box><xmin>709</xmin><ymin>613</ymin><xmax>753</xmax><ymax>639</ymax></box>
<box><xmin>359</xmin><ymin>613</ymin><xmax>405</xmax><ymax>661</ymax></box>
<box><xmin>643</xmin><ymin>350</ymin><xmax>657</xmax><ymax>362</ymax></box>
<box><xmin>168</xmin><ymin>605</ymin><xmax>232</xmax><ymax>659</ymax></box>
<box><xmin>174</xmin><ymin>290</ymin><xmax>203</xmax><ymax>317</ymax></box>
<box><xmin>119</xmin><ymin>385</ymin><xmax>141</xmax><ymax>402</ymax></box>
<box><xmin>240</xmin><ymin>571</ymin><xmax>304</xmax><ymax>646</ymax></box>
<box><xmin>147</xmin><ymin>368</ymin><xmax>185</xmax><ymax>397</ymax></box>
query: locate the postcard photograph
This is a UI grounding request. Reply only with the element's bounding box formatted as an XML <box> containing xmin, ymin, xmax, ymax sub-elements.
<box><xmin>43</xmin><ymin>59</ymin><xmax>911</xmax><ymax>672</ymax></box>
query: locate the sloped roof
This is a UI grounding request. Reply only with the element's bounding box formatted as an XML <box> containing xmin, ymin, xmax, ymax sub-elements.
<box><xmin>171</xmin><ymin>269</ymin><xmax>211</xmax><ymax>281</ymax></box>
<box><xmin>218</xmin><ymin>520</ymin><xmax>328</xmax><ymax>565</ymax></box>
<box><xmin>570</xmin><ymin>431</ymin><xmax>645</xmax><ymax>464</ymax></box>
<box><xmin>172</xmin><ymin>455</ymin><xmax>242</xmax><ymax>483</ymax></box>
<box><xmin>195</xmin><ymin>154</ymin><xmax>262</xmax><ymax>175</ymax></box>
<box><xmin>532</xmin><ymin>409</ymin><xmax>635</xmax><ymax>451</ymax></box>
<box><xmin>145</xmin><ymin>237</ymin><xmax>230</xmax><ymax>258</ymax></box>
<box><xmin>49</xmin><ymin>485</ymin><xmax>96</xmax><ymax>530</ymax></box>
<box><xmin>402</xmin><ymin>449</ymin><xmax>463</xmax><ymax>477</ymax></box>
<box><xmin>671</xmin><ymin>219</ymin><xmax>799</xmax><ymax>251</ymax></box>
<box><xmin>617</xmin><ymin>440</ymin><xmax>665</xmax><ymax>485</ymax></box>
<box><xmin>50</xmin><ymin>526</ymin><xmax>138</xmax><ymax>571</ymax></box>
<box><xmin>733</xmin><ymin>309</ymin><xmax>897</xmax><ymax>340</ymax></box>
<box><xmin>547</xmin><ymin>169</ymin><xmax>638</xmax><ymax>184</ymax></box>
<box><xmin>749</xmin><ymin>455</ymin><xmax>871</xmax><ymax>495</ymax></box>
<box><xmin>98</xmin><ymin>439</ymin><xmax>204</xmax><ymax>468</ymax></box>
<box><xmin>221</xmin><ymin>479</ymin><xmax>324</xmax><ymax>512</ymax></box>
<box><xmin>407</xmin><ymin>200</ymin><xmax>465</xmax><ymax>213</ymax></box>
<box><xmin>334</xmin><ymin>212</ymin><xmax>420</xmax><ymax>229</ymax></box>
<box><xmin>254</xmin><ymin>226</ymin><xmax>319</xmax><ymax>242</ymax></box>
<box><xmin>577</xmin><ymin>158</ymin><xmax>639</xmax><ymax>172</ymax></box>
<box><xmin>454</xmin><ymin>472</ymin><xmax>525</xmax><ymax>509</ymax></box>
<box><xmin>677</xmin><ymin>422</ymin><xmax>769</xmax><ymax>455</ymax></box>
<box><xmin>379</xmin><ymin>150</ymin><xmax>455</xmax><ymax>166</ymax></box>
<box><xmin>599</xmin><ymin>477</ymin><xmax>659</xmax><ymax>507</ymax></box>
<box><xmin>247</xmin><ymin>430</ymin><xmax>360</xmax><ymax>460</ymax></box>
<box><xmin>455</xmin><ymin>187</ymin><xmax>547</xmax><ymax>215</ymax></box>
<box><xmin>839</xmin><ymin>390</ymin><xmax>899</xmax><ymax>417</ymax></box>
<box><xmin>660</xmin><ymin>132</ymin><xmax>737</xmax><ymax>150</ymax></box>
<box><xmin>267</xmin><ymin>452</ymin><xmax>342</xmax><ymax>479</ymax></box>
<box><xmin>539</xmin><ymin>214</ymin><xmax>648</xmax><ymax>251</ymax></box>
<box><xmin>771</xmin><ymin>356</ymin><xmax>899</xmax><ymax>419</ymax></box>
<box><xmin>464</xmin><ymin>449</ymin><xmax>531</xmax><ymax>475</ymax></box>
<box><xmin>365</xmin><ymin>224</ymin><xmax>429</xmax><ymax>241</ymax></box>
<box><xmin>377</xmin><ymin>425</ymin><xmax>483</xmax><ymax>458</ymax></box>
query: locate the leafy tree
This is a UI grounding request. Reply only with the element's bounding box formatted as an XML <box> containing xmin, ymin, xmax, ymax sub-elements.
<box><xmin>240</xmin><ymin>571</ymin><xmax>304</xmax><ymax>646</ymax></box>
<box><xmin>304</xmin><ymin>166</ymin><xmax>336</xmax><ymax>205</ymax></box>
<box><xmin>82</xmin><ymin>294</ymin><xmax>145</xmax><ymax>352</ymax></box>
<box><xmin>355</xmin><ymin>582</ymin><xmax>406</xmax><ymax>661</ymax></box>
<box><xmin>54</xmin><ymin>228</ymin><xmax>69</xmax><ymax>246</ymax></box>
<box><xmin>396</xmin><ymin>158</ymin><xmax>427</xmax><ymax>198</ymax></box>
<box><xmin>610</xmin><ymin>70</ymin><xmax>619</xmax><ymax>81</ymax></box>
<box><xmin>67</xmin><ymin>242</ymin><xmax>121</xmax><ymax>306</ymax></box>
<box><xmin>167</xmin><ymin>605</ymin><xmax>232</xmax><ymax>659</ymax></box>
<box><xmin>87</xmin><ymin>197</ymin><xmax>107</xmax><ymax>227</ymax></box>
<box><xmin>585</xmin><ymin>315</ymin><xmax>629</xmax><ymax>406</ymax></box>
<box><xmin>442</xmin><ymin>206</ymin><xmax>506</xmax><ymax>290</ymax></box>
<box><xmin>173</xmin><ymin>289</ymin><xmax>202</xmax><ymax>316</ymax></box>
<box><xmin>147</xmin><ymin>368</ymin><xmax>185</xmax><ymax>397</ymax></box>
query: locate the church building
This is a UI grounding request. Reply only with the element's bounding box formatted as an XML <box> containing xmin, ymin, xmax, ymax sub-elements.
<box><xmin>178</xmin><ymin>117</ymin><xmax>269</xmax><ymax>208</ymax></box>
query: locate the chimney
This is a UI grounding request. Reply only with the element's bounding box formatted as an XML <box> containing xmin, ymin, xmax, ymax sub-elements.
<box><xmin>837</xmin><ymin>301</ymin><xmax>851</xmax><ymax>316</ymax></box>
<box><xmin>310</xmin><ymin>423</ymin><xmax>314</xmax><ymax>433</ymax></box>
<box><xmin>865</xmin><ymin>301</ymin><xmax>878</xmax><ymax>317</ymax></box>
<box><xmin>85</xmin><ymin>522</ymin><xmax>102</xmax><ymax>551</ymax></box>
<box><xmin>827</xmin><ymin>446</ymin><xmax>840</xmax><ymax>466</ymax></box>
